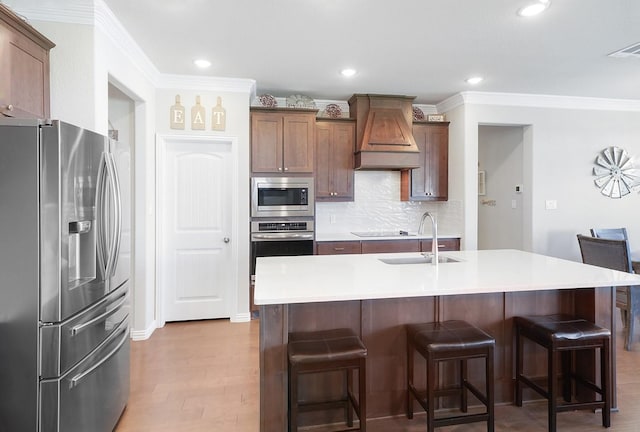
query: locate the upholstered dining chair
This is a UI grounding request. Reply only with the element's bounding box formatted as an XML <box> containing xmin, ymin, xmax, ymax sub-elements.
<box><xmin>590</xmin><ymin>228</ymin><xmax>638</xmax><ymax>337</ymax></box>
<box><xmin>579</xmin><ymin>234</ymin><xmax>639</xmax><ymax>351</ymax></box>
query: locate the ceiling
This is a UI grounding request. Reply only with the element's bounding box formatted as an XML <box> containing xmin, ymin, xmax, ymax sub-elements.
<box><xmin>102</xmin><ymin>0</ymin><xmax>640</xmax><ymax>105</ymax></box>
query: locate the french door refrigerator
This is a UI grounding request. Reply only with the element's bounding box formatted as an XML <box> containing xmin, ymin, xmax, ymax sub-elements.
<box><xmin>0</xmin><ymin>119</ymin><xmax>130</xmax><ymax>431</ymax></box>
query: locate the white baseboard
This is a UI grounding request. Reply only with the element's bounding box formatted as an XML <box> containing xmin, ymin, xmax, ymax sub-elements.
<box><xmin>129</xmin><ymin>320</ymin><xmax>158</xmax><ymax>341</ymax></box>
<box><xmin>231</xmin><ymin>312</ymin><xmax>251</xmax><ymax>323</ymax></box>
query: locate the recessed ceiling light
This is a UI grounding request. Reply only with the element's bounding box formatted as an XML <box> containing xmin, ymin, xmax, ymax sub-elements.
<box><xmin>517</xmin><ymin>0</ymin><xmax>550</xmax><ymax>17</ymax></box>
<box><xmin>193</xmin><ymin>59</ymin><xmax>212</xmax><ymax>68</ymax></box>
<box><xmin>466</xmin><ymin>76</ymin><xmax>484</xmax><ymax>85</ymax></box>
<box><xmin>340</xmin><ymin>68</ymin><xmax>357</xmax><ymax>77</ymax></box>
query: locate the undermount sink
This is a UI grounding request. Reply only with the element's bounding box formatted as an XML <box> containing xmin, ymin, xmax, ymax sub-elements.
<box><xmin>379</xmin><ymin>255</ymin><xmax>462</xmax><ymax>265</ymax></box>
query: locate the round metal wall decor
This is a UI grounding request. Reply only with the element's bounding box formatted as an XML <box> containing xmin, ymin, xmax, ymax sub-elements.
<box><xmin>592</xmin><ymin>146</ymin><xmax>639</xmax><ymax>198</ymax></box>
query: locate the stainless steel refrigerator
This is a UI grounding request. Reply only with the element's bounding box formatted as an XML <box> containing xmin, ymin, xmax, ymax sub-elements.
<box><xmin>0</xmin><ymin>119</ymin><xmax>130</xmax><ymax>431</ymax></box>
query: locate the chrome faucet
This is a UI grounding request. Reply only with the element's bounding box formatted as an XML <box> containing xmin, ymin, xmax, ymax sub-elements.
<box><xmin>418</xmin><ymin>212</ymin><xmax>438</xmax><ymax>264</ymax></box>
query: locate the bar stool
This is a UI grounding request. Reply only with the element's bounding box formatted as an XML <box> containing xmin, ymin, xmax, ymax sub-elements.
<box><xmin>288</xmin><ymin>328</ymin><xmax>367</xmax><ymax>432</ymax></box>
<box><xmin>406</xmin><ymin>320</ymin><xmax>495</xmax><ymax>432</ymax></box>
<box><xmin>514</xmin><ymin>314</ymin><xmax>611</xmax><ymax>432</ymax></box>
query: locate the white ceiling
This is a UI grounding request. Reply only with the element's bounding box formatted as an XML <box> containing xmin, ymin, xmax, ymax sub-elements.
<box><xmin>103</xmin><ymin>0</ymin><xmax>640</xmax><ymax>105</ymax></box>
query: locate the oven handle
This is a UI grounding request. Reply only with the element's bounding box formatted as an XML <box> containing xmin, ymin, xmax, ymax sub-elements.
<box><xmin>251</xmin><ymin>233</ymin><xmax>314</xmax><ymax>241</ymax></box>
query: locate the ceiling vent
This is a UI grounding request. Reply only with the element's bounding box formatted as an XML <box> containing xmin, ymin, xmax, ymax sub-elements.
<box><xmin>609</xmin><ymin>42</ymin><xmax>640</xmax><ymax>58</ymax></box>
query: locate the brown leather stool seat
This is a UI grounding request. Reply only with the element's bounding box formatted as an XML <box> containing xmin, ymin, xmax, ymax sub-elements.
<box><xmin>288</xmin><ymin>328</ymin><xmax>367</xmax><ymax>432</ymax></box>
<box><xmin>514</xmin><ymin>314</ymin><xmax>611</xmax><ymax>432</ymax></box>
<box><xmin>406</xmin><ymin>320</ymin><xmax>495</xmax><ymax>432</ymax></box>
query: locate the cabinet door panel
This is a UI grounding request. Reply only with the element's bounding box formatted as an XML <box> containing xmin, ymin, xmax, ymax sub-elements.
<box><xmin>332</xmin><ymin>123</ymin><xmax>355</xmax><ymax>200</ymax></box>
<box><xmin>402</xmin><ymin>123</ymin><xmax>449</xmax><ymax>201</ymax></box>
<box><xmin>361</xmin><ymin>240</ymin><xmax>420</xmax><ymax>254</ymax></box>
<box><xmin>424</xmin><ymin>126</ymin><xmax>448</xmax><ymax>199</ymax></box>
<box><xmin>0</xmin><ymin>9</ymin><xmax>52</xmax><ymax>119</ymax></box>
<box><xmin>315</xmin><ymin>123</ymin><xmax>332</xmax><ymax>197</ymax></box>
<box><xmin>316</xmin><ymin>120</ymin><xmax>355</xmax><ymax>201</ymax></box>
<box><xmin>421</xmin><ymin>238</ymin><xmax>460</xmax><ymax>252</ymax></box>
<box><xmin>316</xmin><ymin>241</ymin><xmax>361</xmax><ymax>255</ymax></box>
<box><xmin>251</xmin><ymin>113</ymin><xmax>283</xmax><ymax>173</ymax></box>
<box><xmin>283</xmin><ymin>115</ymin><xmax>314</xmax><ymax>173</ymax></box>
<box><xmin>8</xmin><ymin>34</ymin><xmax>47</xmax><ymax>118</ymax></box>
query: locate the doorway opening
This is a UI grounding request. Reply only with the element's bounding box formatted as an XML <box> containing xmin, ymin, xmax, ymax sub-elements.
<box><xmin>477</xmin><ymin>125</ymin><xmax>528</xmax><ymax>250</ymax></box>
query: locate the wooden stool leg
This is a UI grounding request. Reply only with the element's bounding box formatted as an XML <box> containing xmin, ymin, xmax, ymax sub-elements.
<box><xmin>289</xmin><ymin>363</ymin><xmax>298</xmax><ymax>432</ymax></box>
<box><xmin>602</xmin><ymin>339</ymin><xmax>611</xmax><ymax>428</ymax></box>
<box><xmin>515</xmin><ymin>325</ymin><xmax>524</xmax><ymax>407</ymax></box>
<box><xmin>427</xmin><ymin>352</ymin><xmax>436</xmax><ymax>432</ymax></box>
<box><xmin>407</xmin><ymin>337</ymin><xmax>414</xmax><ymax>419</ymax></box>
<box><xmin>460</xmin><ymin>358</ymin><xmax>468</xmax><ymax>412</ymax></box>
<box><xmin>561</xmin><ymin>351</ymin><xmax>572</xmax><ymax>402</ymax></box>
<box><xmin>359</xmin><ymin>358</ymin><xmax>367</xmax><ymax>432</ymax></box>
<box><xmin>548</xmin><ymin>345</ymin><xmax>557</xmax><ymax>432</ymax></box>
<box><xmin>487</xmin><ymin>346</ymin><xmax>495</xmax><ymax>432</ymax></box>
<box><xmin>346</xmin><ymin>367</ymin><xmax>353</xmax><ymax>427</ymax></box>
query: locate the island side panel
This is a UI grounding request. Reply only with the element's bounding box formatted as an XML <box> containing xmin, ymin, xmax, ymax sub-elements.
<box><xmin>259</xmin><ymin>304</ymin><xmax>287</xmax><ymax>432</ymax></box>
<box><xmin>361</xmin><ymin>296</ymin><xmax>437</xmax><ymax>418</ymax></box>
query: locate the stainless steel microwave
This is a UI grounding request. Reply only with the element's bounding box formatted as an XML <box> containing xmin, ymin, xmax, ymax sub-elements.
<box><xmin>251</xmin><ymin>177</ymin><xmax>314</xmax><ymax>218</ymax></box>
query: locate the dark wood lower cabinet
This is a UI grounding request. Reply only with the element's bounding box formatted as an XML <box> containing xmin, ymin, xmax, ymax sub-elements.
<box><xmin>259</xmin><ymin>287</ymin><xmax>615</xmax><ymax>431</ymax></box>
<box><xmin>315</xmin><ymin>238</ymin><xmax>460</xmax><ymax>255</ymax></box>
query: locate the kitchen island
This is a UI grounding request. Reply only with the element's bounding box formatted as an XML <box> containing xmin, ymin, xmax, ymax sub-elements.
<box><xmin>254</xmin><ymin>249</ymin><xmax>640</xmax><ymax>431</ymax></box>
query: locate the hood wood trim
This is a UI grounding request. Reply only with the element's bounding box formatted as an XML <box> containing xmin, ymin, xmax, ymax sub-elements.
<box><xmin>349</xmin><ymin>94</ymin><xmax>420</xmax><ymax>170</ymax></box>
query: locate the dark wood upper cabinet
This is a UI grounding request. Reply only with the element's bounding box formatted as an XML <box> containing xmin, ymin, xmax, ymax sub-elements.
<box><xmin>251</xmin><ymin>108</ymin><xmax>317</xmax><ymax>175</ymax></box>
<box><xmin>0</xmin><ymin>4</ymin><xmax>55</xmax><ymax>119</ymax></box>
<box><xmin>315</xmin><ymin>119</ymin><xmax>355</xmax><ymax>201</ymax></box>
<box><xmin>401</xmin><ymin>122</ymin><xmax>449</xmax><ymax>201</ymax></box>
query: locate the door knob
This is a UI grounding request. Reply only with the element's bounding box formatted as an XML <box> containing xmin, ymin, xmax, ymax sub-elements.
<box><xmin>223</xmin><ymin>237</ymin><xmax>230</xmax><ymax>243</ymax></box>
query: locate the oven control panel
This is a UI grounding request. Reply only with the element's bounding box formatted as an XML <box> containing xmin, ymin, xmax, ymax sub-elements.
<box><xmin>251</xmin><ymin>220</ymin><xmax>315</xmax><ymax>233</ymax></box>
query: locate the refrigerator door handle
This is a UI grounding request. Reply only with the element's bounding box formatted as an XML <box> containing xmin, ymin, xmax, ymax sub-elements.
<box><xmin>95</xmin><ymin>152</ymin><xmax>108</xmax><ymax>277</ymax></box>
<box><xmin>104</xmin><ymin>153</ymin><xmax>122</xmax><ymax>279</ymax></box>
<box><xmin>70</xmin><ymin>292</ymin><xmax>128</xmax><ymax>336</ymax></box>
<box><xmin>69</xmin><ymin>320</ymin><xmax>129</xmax><ymax>389</ymax></box>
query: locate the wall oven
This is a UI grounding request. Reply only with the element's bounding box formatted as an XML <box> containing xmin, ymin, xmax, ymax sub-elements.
<box><xmin>249</xmin><ymin>218</ymin><xmax>314</xmax><ymax>313</ymax></box>
<box><xmin>251</xmin><ymin>177</ymin><xmax>314</xmax><ymax>218</ymax></box>
<box><xmin>250</xmin><ymin>219</ymin><xmax>315</xmax><ymax>277</ymax></box>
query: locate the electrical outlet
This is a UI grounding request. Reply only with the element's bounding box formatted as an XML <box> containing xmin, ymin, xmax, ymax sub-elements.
<box><xmin>545</xmin><ymin>200</ymin><xmax>557</xmax><ymax>210</ymax></box>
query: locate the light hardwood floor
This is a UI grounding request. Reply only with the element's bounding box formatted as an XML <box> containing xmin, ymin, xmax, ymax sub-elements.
<box><xmin>115</xmin><ymin>317</ymin><xmax>640</xmax><ymax>432</ymax></box>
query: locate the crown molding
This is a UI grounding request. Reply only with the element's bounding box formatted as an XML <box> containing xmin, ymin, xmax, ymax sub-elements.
<box><xmin>436</xmin><ymin>93</ymin><xmax>465</xmax><ymax>113</ymax></box>
<box><xmin>438</xmin><ymin>91</ymin><xmax>640</xmax><ymax>113</ymax></box>
<box><xmin>94</xmin><ymin>0</ymin><xmax>161</xmax><ymax>87</ymax></box>
<box><xmin>9</xmin><ymin>1</ymin><xmax>94</xmax><ymax>25</ymax></box>
<box><xmin>157</xmin><ymin>74</ymin><xmax>256</xmax><ymax>95</ymax></box>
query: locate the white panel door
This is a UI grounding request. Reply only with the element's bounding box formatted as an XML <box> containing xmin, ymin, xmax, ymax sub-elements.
<box><xmin>161</xmin><ymin>138</ymin><xmax>232</xmax><ymax>321</ymax></box>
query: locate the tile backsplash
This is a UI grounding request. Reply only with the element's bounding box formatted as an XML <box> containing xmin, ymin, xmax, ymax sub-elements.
<box><xmin>316</xmin><ymin>171</ymin><xmax>463</xmax><ymax>235</ymax></box>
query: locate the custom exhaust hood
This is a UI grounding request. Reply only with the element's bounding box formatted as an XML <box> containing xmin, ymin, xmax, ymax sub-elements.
<box><xmin>348</xmin><ymin>94</ymin><xmax>420</xmax><ymax>170</ymax></box>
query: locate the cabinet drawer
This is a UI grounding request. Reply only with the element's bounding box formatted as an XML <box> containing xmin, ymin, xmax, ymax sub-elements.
<box><xmin>420</xmin><ymin>238</ymin><xmax>460</xmax><ymax>252</ymax></box>
<box><xmin>361</xmin><ymin>240</ymin><xmax>420</xmax><ymax>254</ymax></box>
<box><xmin>316</xmin><ymin>241</ymin><xmax>361</xmax><ymax>255</ymax></box>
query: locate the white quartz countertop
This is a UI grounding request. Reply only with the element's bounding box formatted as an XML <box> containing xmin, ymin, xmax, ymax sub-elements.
<box><xmin>315</xmin><ymin>232</ymin><xmax>461</xmax><ymax>242</ymax></box>
<box><xmin>254</xmin><ymin>249</ymin><xmax>640</xmax><ymax>305</ymax></box>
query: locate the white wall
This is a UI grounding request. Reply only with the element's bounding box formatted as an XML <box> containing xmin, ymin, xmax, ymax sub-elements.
<box><xmin>155</xmin><ymin>86</ymin><xmax>253</xmax><ymax>322</ymax></box>
<box><xmin>444</xmin><ymin>93</ymin><xmax>640</xmax><ymax>261</ymax></box>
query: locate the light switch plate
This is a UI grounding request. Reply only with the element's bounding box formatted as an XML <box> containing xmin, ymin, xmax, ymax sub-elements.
<box><xmin>545</xmin><ymin>200</ymin><xmax>558</xmax><ymax>210</ymax></box>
